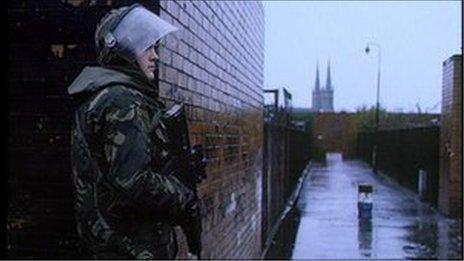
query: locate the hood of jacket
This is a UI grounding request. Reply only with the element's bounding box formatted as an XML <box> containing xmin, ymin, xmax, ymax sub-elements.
<box><xmin>67</xmin><ymin>65</ymin><xmax>158</xmax><ymax>98</ymax></box>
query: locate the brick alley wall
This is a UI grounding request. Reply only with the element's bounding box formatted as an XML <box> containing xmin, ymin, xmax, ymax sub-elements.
<box><xmin>157</xmin><ymin>1</ymin><xmax>264</xmax><ymax>258</ymax></box>
<box><xmin>308</xmin><ymin>112</ymin><xmax>358</xmax><ymax>159</ymax></box>
<box><xmin>438</xmin><ymin>54</ymin><xmax>462</xmax><ymax>218</ymax></box>
<box><xmin>305</xmin><ymin>111</ymin><xmax>440</xmax><ymax>161</ymax></box>
<box><xmin>8</xmin><ymin>0</ymin><xmax>264</xmax><ymax>259</ymax></box>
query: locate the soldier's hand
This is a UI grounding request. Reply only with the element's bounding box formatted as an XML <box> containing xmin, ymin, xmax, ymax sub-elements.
<box><xmin>181</xmin><ymin>197</ymin><xmax>202</xmax><ymax>258</ymax></box>
<box><xmin>135</xmin><ymin>249</ymin><xmax>154</xmax><ymax>259</ymax></box>
<box><xmin>187</xmin><ymin>252</ymin><xmax>199</xmax><ymax>260</ymax></box>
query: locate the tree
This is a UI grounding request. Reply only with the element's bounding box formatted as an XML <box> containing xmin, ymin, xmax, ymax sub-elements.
<box><xmin>354</xmin><ymin>105</ymin><xmax>387</xmax><ymax>133</ymax></box>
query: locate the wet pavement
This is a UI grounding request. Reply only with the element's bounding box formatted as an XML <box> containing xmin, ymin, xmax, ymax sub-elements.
<box><xmin>266</xmin><ymin>153</ymin><xmax>462</xmax><ymax>260</ymax></box>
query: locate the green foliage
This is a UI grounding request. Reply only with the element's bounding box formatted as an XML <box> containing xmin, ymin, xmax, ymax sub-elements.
<box><xmin>290</xmin><ymin>111</ymin><xmax>311</xmax><ymax>121</ymax></box>
<box><xmin>354</xmin><ymin>105</ymin><xmax>387</xmax><ymax>133</ymax></box>
<box><xmin>355</xmin><ymin>105</ymin><xmax>439</xmax><ymax>132</ymax></box>
<box><xmin>289</xmin><ymin>109</ymin><xmax>320</xmax><ymax>125</ymax></box>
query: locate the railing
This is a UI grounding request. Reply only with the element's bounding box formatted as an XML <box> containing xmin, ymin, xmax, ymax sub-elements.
<box><xmin>262</xmin><ymin>89</ymin><xmax>311</xmax><ymax>251</ymax></box>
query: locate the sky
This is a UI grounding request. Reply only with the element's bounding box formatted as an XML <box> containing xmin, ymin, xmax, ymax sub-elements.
<box><xmin>264</xmin><ymin>1</ymin><xmax>462</xmax><ymax>112</ymax></box>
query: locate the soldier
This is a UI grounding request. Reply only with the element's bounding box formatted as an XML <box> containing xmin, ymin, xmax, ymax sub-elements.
<box><xmin>68</xmin><ymin>4</ymin><xmax>200</xmax><ymax>259</ymax></box>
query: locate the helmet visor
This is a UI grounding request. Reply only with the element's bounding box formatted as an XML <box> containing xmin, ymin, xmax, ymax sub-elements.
<box><xmin>112</xmin><ymin>6</ymin><xmax>178</xmax><ymax>61</ymax></box>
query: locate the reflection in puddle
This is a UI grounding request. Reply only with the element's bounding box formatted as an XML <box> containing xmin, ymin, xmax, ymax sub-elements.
<box><xmin>266</xmin><ymin>154</ymin><xmax>462</xmax><ymax>259</ymax></box>
<box><xmin>403</xmin><ymin>218</ymin><xmax>462</xmax><ymax>259</ymax></box>
<box><xmin>403</xmin><ymin>219</ymin><xmax>438</xmax><ymax>259</ymax></box>
<box><xmin>357</xmin><ymin>218</ymin><xmax>373</xmax><ymax>257</ymax></box>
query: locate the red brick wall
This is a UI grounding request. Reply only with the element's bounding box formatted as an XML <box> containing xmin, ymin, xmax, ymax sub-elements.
<box><xmin>7</xmin><ymin>0</ymin><xmax>264</xmax><ymax>259</ymax></box>
<box><xmin>439</xmin><ymin>54</ymin><xmax>462</xmax><ymax>218</ymax></box>
<box><xmin>309</xmin><ymin>112</ymin><xmax>359</xmax><ymax>159</ymax></box>
<box><xmin>157</xmin><ymin>1</ymin><xmax>264</xmax><ymax>259</ymax></box>
<box><xmin>311</xmin><ymin>112</ymin><xmax>440</xmax><ymax>161</ymax></box>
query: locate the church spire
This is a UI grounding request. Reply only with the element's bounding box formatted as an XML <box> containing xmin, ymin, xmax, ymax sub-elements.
<box><xmin>326</xmin><ymin>60</ymin><xmax>332</xmax><ymax>90</ymax></box>
<box><xmin>315</xmin><ymin>63</ymin><xmax>320</xmax><ymax>91</ymax></box>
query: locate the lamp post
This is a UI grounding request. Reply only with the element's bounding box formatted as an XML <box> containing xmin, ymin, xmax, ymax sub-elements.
<box><xmin>365</xmin><ymin>42</ymin><xmax>381</xmax><ymax>174</ymax></box>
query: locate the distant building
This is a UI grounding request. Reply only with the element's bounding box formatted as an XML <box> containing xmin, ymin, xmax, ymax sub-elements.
<box><xmin>438</xmin><ymin>54</ymin><xmax>462</xmax><ymax>218</ymax></box>
<box><xmin>312</xmin><ymin>61</ymin><xmax>334</xmax><ymax>112</ymax></box>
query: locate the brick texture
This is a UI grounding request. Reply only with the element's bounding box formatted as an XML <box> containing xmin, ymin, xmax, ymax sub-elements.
<box><xmin>438</xmin><ymin>55</ymin><xmax>462</xmax><ymax>218</ymax></box>
<box><xmin>308</xmin><ymin>112</ymin><xmax>359</xmax><ymax>159</ymax></box>
<box><xmin>7</xmin><ymin>0</ymin><xmax>264</xmax><ymax>259</ymax></box>
<box><xmin>157</xmin><ymin>1</ymin><xmax>265</xmax><ymax>259</ymax></box>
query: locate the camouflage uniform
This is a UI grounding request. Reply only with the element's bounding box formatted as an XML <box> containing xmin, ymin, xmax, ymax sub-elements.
<box><xmin>68</xmin><ymin>65</ymin><xmax>196</xmax><ymax>259</ymax></box>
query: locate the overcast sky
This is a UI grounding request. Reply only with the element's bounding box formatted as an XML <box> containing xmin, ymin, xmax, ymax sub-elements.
<box><xmin>264</xmin><ymin>1</ymin><xmax>462</xmax><ymax>112</ymax></box>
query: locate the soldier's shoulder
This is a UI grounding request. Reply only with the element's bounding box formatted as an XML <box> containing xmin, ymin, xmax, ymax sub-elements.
<box><xmin>86</xmin><ymin>85</ymin><xmax>144</xmax><ymax>113</ymax></box>
<box><xmin>105</xmin><ymin>85</ymin><xmax>145</xmax><ymax>108</ymax></box>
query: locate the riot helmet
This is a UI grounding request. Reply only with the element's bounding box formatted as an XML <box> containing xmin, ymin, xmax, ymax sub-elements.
<box><xmin>95</xmin><ymin>4</ymin><xmax>178</xmax><ymax>65</ymax></box>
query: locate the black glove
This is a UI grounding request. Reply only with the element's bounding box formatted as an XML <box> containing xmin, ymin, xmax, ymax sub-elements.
<box><xmin>181</xmin><ymin>199</ymin><xmax>202</xmax><ymax>258</ymax></box>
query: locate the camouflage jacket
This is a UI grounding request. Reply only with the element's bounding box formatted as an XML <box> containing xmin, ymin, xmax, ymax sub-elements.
<box><xmin>68</xmin><ymin>66</ymin><xmax>194</xmax><ymax>259</ymax></box>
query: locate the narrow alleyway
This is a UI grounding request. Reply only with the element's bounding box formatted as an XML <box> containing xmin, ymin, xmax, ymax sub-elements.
<box><xmin>266</xmin><ymin>153</ymin><xmax>462</xmax><ymax>259</ymax></box>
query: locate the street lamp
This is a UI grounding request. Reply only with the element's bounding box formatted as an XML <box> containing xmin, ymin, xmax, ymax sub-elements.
<box><xmin>365</xmin><ymin>42</ymin><xmax>381</xmax><ymax>174</ymax></box>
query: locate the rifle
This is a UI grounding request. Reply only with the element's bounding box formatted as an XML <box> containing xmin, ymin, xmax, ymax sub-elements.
<box><xmin>163</xmin><ymin>104</ymin><xmax>207</xmax><ymax>258</ymax></box>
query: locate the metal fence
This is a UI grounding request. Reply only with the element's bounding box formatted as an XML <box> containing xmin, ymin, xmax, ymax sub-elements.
<box><xmin>262</xmin><ymin>89</ymin><xmax>312</xmax><ymax>250</ymax></box>
<box><xmin>357</xmin><ymin>126</ymin><xmax>440</xmax><ymax>205</ymax></box>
